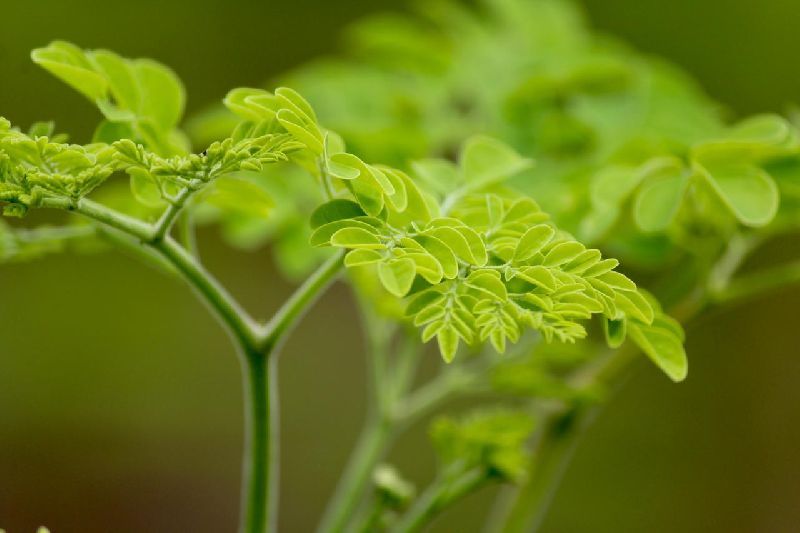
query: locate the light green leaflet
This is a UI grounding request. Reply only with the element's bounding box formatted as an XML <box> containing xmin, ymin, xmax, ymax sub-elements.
<box><xmin>32</xmin><ymin>41</ymin><xmax>187</xmax><ymax>155</ymax></box>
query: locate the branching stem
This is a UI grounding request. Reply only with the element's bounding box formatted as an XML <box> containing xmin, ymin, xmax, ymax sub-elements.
<box><xmin>41</xmin><ymin>193</ymin><xmax>345</xmax><ymax>533</ymax></box>
<box><xmin>259</xmin><ymin>251</ymin><xmax>344</xmax><ymax>352</ymax></box>
<box><xmin>153</xmin><ymin>186</ymin><xmax>196</xmax><ymax>242</ymax></box>
<box><xmin>390</xmin><ymin>466</ymin><xmax>487</xmax><ymax>533</ymax></box>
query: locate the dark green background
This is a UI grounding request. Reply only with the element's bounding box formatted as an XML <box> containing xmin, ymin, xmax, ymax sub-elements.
<box><xmin>2</xmin><ymin>1</ymin><xmax>800</xmax><ymax>532</ymax></box>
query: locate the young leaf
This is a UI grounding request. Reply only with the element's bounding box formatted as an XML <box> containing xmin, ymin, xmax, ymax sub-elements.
<box><xmin>198</xmin><ymin>176</ymin><xmax>273</xmax><ymax>218</ymax></box>
<box><xmin>379</xmin><ymin>258</ymin><xmax>416</xmax><ymax>297</ymax></box>
<box><xmin>330</xmin><ymin>227</ymin><xmax>384</xmax><ymax>249</ymax></box>
<box><xmin>133</xmin><ymin>59</ymin><xmax>186</xmax><ymax>131</ymax></box>
<box><xmin>604</xmin><ymin>318</ymin><xmax>627</xmax><ymax>348</ymax></box>
<box><xmin>31</xmin><ymin>41</ymin><xmax>108</xmax><ymax>101</ymax></box>
<box><xmin>633</xmin><ymin>161</ymin><xmax>690</xmax><ymax>232</ymax></box>
<box><xmin>628</xmin><ymin>319</ymin><xmax>688</xmax><ymax>382</ymax></box>
<box><xmin>310</xmin><ymin>199</ymin><xmax>366</xmax><ymax>229</ymax></box>
<box><xmin>514</xmin><ymin>224</ymin><xmax>555</xmax><ymax>262</ymax></box>
<box><xmin>436</xmin><ymin>326</ymin><xmax>460</xmax><ymax>363</ymax></box>
<box><xmin>276</xmin><ymin>108</ymin><xmax>324</xmax><ymax>154</ymax></box>
<box><xmin>699</xmin><ymin>163</ymin><xmax>779</xmax><ymax>227</ymax></box>
<box><xmin>461</xmin><ymin>136</ymin><xmax>532</xmax><ymax>187</ymax></box>
<box><xmin>345</xmin><ymin>249</ymin><xmax>383</xmax><ymax>267</ymax></box>
<box><xmin>542</xmin><ymin>241</ymin><xmax>584</xmax><ymax>267</ymax></box>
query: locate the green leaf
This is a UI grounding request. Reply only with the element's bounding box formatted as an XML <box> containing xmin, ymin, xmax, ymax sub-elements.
<box><xmin>514</xmin><ymin>265</ymin><xmax>556</xmax><ymax>291</ymax></box>
<box><xmin>347</xmin><ymin>172</ymin><xmax>385</xmax><ymax>216</ymax></box>
<box><xmin>330</xmin><ymin>227</ymin><xmax>384</xmax><ymax>249</ymax></box>
<box><xmin>542</xmin><ymin>241</ymin><xmax>584</xmax><ymax>267</ymax></box>
<box><xmin>377</xmin><ymin>165</ymin><xmax>408</xmax><ymax>211</ymax></box>
<box><xmin>93</xmin><ymin>120</ymin><xmax>135</xmax><ymax>144</ymax></box>
<box><xmin>32</xmin><ymin>41</ymin><xmax>108</xmax><ymax>101</ymax></box>
<box><xmin>133</xmin><ymin>59</ymin><xmax>186</xmax><ymax>130</ymax></box>
<box><xmin>309</xmin><ymin>219</ymin><xmax>380</xmax><ymax>247</ymax></box>
<box><xmin>729</xmin><ymin>114</ymin><xmax>791</xmax><ymax>145</ymax></box>
<box><xmin>615</xmin><ymin>289</ymin><xmax>654</xmax><ymax>324</ymax></box>
<box><xmin>700</xmin><ymin>163</ymin><xmax>779</xmax><ymax>227</ymax></box>
<box><xmin>345</xmin><ymin>249</ymin><xmax>384</xmax><ymax>266</ymax></box>
<box><xmin>275</xmin><ymin>86</ymin><xmax>318</xmax><ymax>123</ymax></box>
<box><xmin>436</xmin><ymin>326</ymin><xmax>459</xmax><ymax>363</ymax></box>
<box><xmin>310</xmin><ymin>199</ymin><xmax>366</xmax><ymax>229</ymax></box>
<box><xmin>461</xmin><ymin>136</ymin><xmax>532</xmax><ymax>187</ymax></box>
<box><xmin>276</xmin><ymin>108</ymin><xmax>324</xmax><ymax>154</ymax></box>
<box><xmin>628</xmin><ymin>320</ymin><xmax>688</xmax><ymax>382</ymax></box>
<box><xmin>597</xmin><ymin>271</ymin><xmax>637</xmax><ymax>291</ymax></box>
<box><xmin>633</xmin><ymin>160</ymin><xmax>690</xmax><ymax>232</ymax></box>
<box><xmin>199</xmin><ymin>176</ymin><xmax>273</xmax><ymax>218</ymax></box>
<box><xmin>90</xmin><ymin>49</ymin><xmax>140</xmax><ymax>111</ymax></box>
<box><xmin>128</xmin><ymin>167</ymin><xmax>163</xmax><ymax>207</ymax></box>
<box><xmin>425</xmin><ymin>225</ymin><xmax>487</xmax><ymax>266</ymax></box>
<box><xmin>327</xmin><ymin>154</ymin><xmax>362</xmax><ymax>180</ymax></box>
<box><xmin>378</xmin><ymin>257</ymin><xmax>416</xmax><ymax>296</ymax></box>
<box><xmin>430</xmin><ymin>409</ymin><xmax>535</xmax><ymax>481</ymax></box>
<box><xmin>404</xmin><ymin>251</ymin><xmax>444</xmax><ymax>284</ymax></box>
<box><xmin>224</xmin><ymin>88</ymin><xmax>277</xmax><ymax>121</ymax></box>
<box><xmin>411</xmin><ymin>158</ymin><xmax>460</xmax><ymax>196</ymax></box>
<box><xmin>466</xmin><ymin>270</ymin><xmax>507</xmax><ymax>300</ymax></box>
<box><xmin>27</xmin><ymin>121</ymin><xmax>56</xmax><ymax>139</ymax></box>
<box><xmin>583</xmin><ymin>258</ymin><xmax>619</xmax><ymax>277</ymax></box>
<box><xmin>387</xmin><ymin>170</ymin><xmax>432</xmax><ymax>226</ymax></box>
<box><xmin>514</xmin><ymin>224</ymin><xmax>555</xmax><ymax>262</ymax></box>
<box><xmin>415</xmin><ymin>234</ymin><xmax>459</xmax><ymax>279</ymax></box>
<box><xmin>603</xmin><ymin>318</ymin><xmax>627</xmax><ymax>348</ymax></box>
<box><xmin>590</xmin><ymin>165</ymin><xmax>642</xmax><ymax>209</ymax></box>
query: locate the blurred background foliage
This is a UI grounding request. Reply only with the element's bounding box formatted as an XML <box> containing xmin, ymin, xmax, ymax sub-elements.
<box><xmin>1</xmin><ymin>0</ymin><xmax>800</xmax><ymax>532</ymax></box>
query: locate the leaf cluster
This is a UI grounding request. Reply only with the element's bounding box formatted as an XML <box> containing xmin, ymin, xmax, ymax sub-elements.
<box><xmin>265</xmin><ymin>0</ymin><xmax>800</xmax><ymax>273</ymax></box>
<box><xmin>32</xmin><ymin>41</ymin><xmax>186</xmax><ymax>155</ymax></box>
<box><xmin>0</xmin><ymin>118</ymin><xmax>116</xmax><ymax>216</ymax></box>
<box><xmin>430</xmin><ymin>408</ymin><xmax>536</xmax><ymax>483</ymax></box>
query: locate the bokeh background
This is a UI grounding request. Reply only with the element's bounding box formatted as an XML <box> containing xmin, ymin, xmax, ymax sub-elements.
<box><xmin>2</xmin><ymin>1</ymin><xmax>800</xmax><ymax>532</ymax></box>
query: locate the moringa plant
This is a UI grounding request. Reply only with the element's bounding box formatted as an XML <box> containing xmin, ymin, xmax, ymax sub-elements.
<box><xmin>3</xmin><ymin>1</ymin><xmax>800</xmax><ymax>532</ymax></box>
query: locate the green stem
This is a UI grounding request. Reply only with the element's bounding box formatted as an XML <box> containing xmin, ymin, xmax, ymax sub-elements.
<box><xmin>41</xmin><ymin>197</ymin><xmax>152</xmax><ymax>241</ymax></box>
<box><xmin>319</xmin><ymin>416</ymin><xmax>394</xmax><ymax>533</ymax></box>
<box><xmin>712</xmin><ymin>259</ymin><xmax>800</xmax><ymax>304</ymax></box>
<box><xmin>42</xmin><ymin>197</ymin><xmax>259</xmax><ymax>349</ymax></box>
<box><xmin>391</xmin><ymin>467</ymin><xmax>487</xmax><ymax>533</ymax></box>
<box><xmin>317</xmin><ymin>298</ymin><xmax>395</xmax><ymax>533</ymax></box>
<box><xmin>494</xmin><ymin>408</ymin><xmax>594</xmax><ymax>533</ymax></box>
<box><xmin>486</xmin><ymin>340</ymin><xmax>643</xmax><ymax>533</ymax></box>
<box><xmin>42</xmin><ymin>195</ymin><xmax>344</xmax><ymax>533</ymax></box>
<box><xmin>392</xmin><ymin>367</ymin><xmax>477</xmax><ymax>424</ymax></box>
<box><xmin>153</xmin><ymin>236</ymin><xmax>260</xmax><ymax>351</ymax></box>
<box><xmin>95</xmin><ymin>227</ymin><xmax>176</xmax><ymax>274</ymax></box>
<box><xmin>393</xmin><ymin>340</ymin><xmax>534</xmax><ymax>426</ymax></box>
<box><xmin>389</xmin><ymin>332</ymin><xmax>423</xmax><ymax>405</ymax></box>
<box><xmin>260</xmin><ymin>251</ymin><xmax>344</xmax><ymax>352</ymax></box>
<box><xmin>178</xmin><ymin>209</ymin><xmax>200</xmax><ymax>258</ymax></box>
<box><xmin>153</xmin><ymin>186</ymin><xmax>196</xmax><ymax>242</ymax></box>
<box><xmin>240</xmin><ymin>349</ymin><xmax>279</xmax><ymax>533</ymax></box>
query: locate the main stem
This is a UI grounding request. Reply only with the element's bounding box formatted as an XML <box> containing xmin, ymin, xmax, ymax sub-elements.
<box><xmin>241</xmin><ymin>350</ymin><xmax>279</xmax><ymax>533</ymax></box>
<box><xmin>44</xmin><ymin>193</ymin><xmax>345</xmax><ymax>533</ymax></box>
